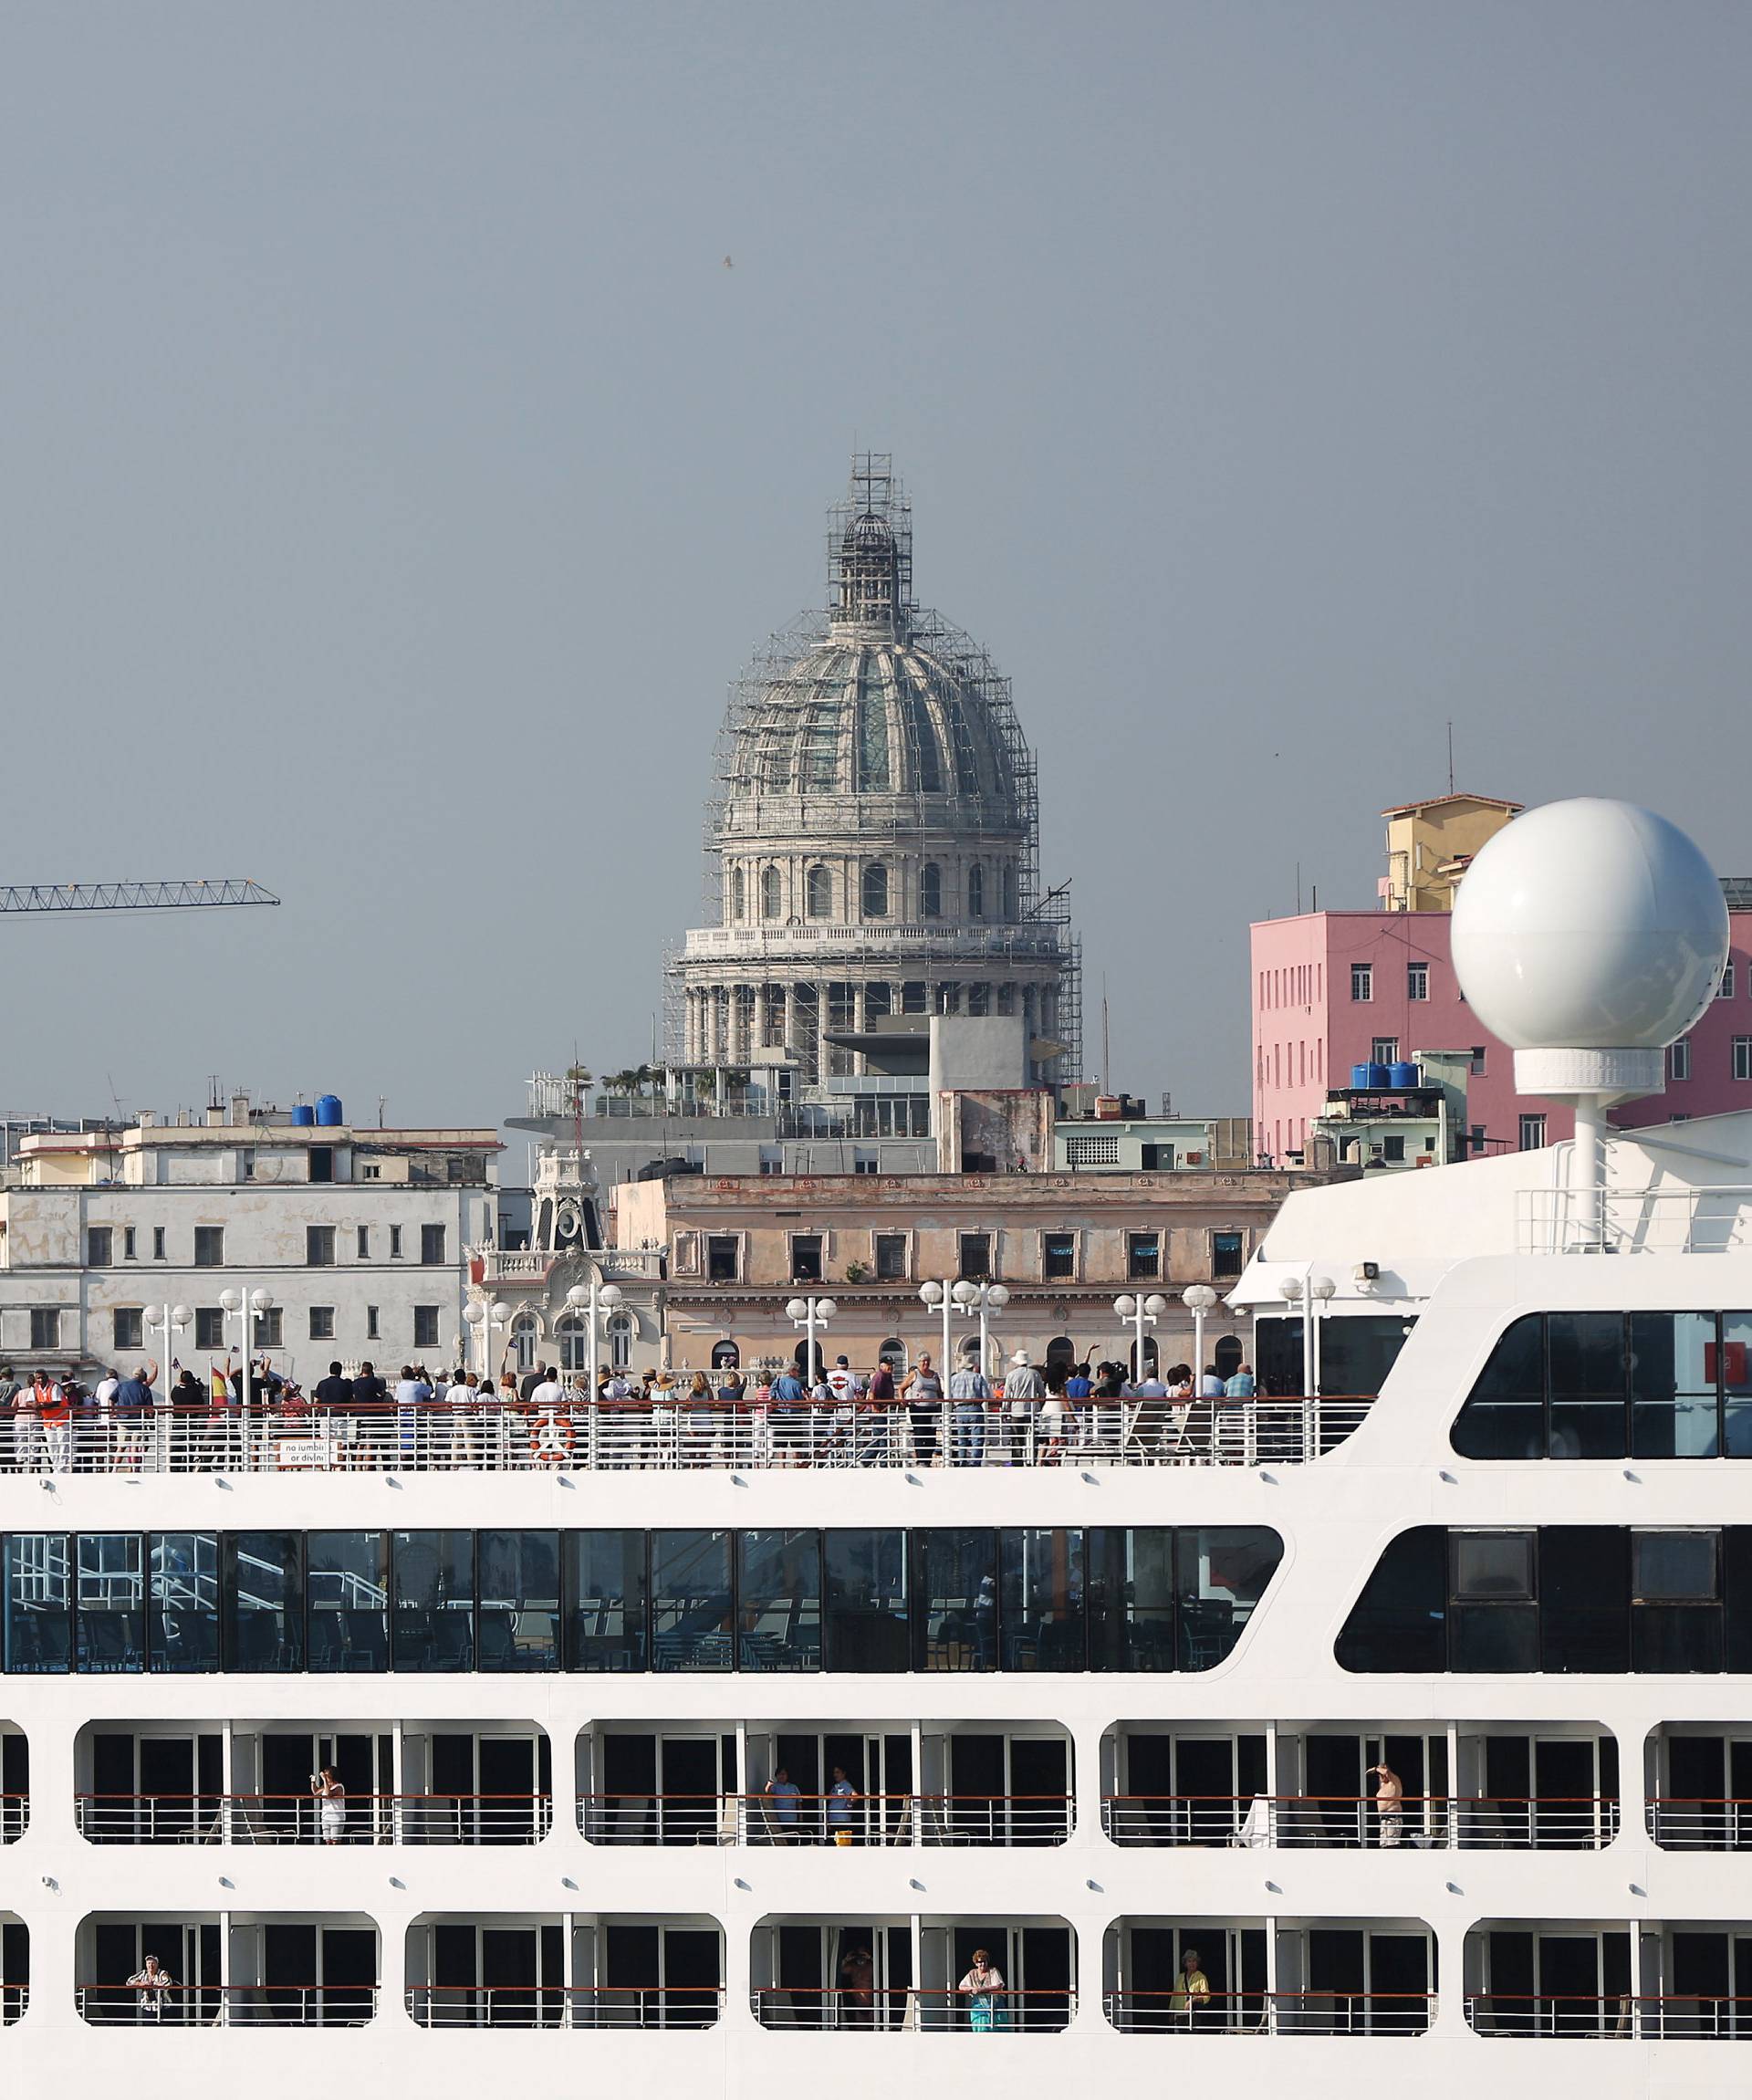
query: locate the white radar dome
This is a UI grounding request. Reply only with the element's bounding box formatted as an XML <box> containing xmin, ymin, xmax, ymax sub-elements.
<box><xmin>1451</xmin><ymin>798</ymin><xmax>1727</xmax><ymax>1052</ymax></box>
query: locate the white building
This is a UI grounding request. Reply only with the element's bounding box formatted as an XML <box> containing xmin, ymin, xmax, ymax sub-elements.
<box><xmin>0</xmin><ymin>1095</ymin><xmax>499</xmax><ymax>1382</ymax></box>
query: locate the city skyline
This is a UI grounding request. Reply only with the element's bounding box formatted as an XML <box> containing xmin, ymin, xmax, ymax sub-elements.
<box><xmin>4</xmin><ymin>5</ymin><xmax>1749</xmax><ymax>1127</ymax></box>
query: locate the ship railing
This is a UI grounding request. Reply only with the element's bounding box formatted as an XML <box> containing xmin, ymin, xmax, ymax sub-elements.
<box><xmin>1</xmin><ymin>1983</ymin><xmax>26</xmax><ymax>2026</ymax></box>
<box><xmin>752</xmin><ymin>1986</ymin><xmax>1074</xmax><ymax>2032</ymax></box>
<box><xmin>1647</xmin><ymin>1797</ymin><xmax>1752</xmax><ymax>1849</ymax></box>
<box><xmin>1465</xmin><ymin>1992</ymin><xmax>1752</xmax><ymax>2038</ymax></box>
<box><xmin>12</xmin><ymin>1395</ymin><xmax>1374</xmax><ymax>1475</ymax></box>
<box><xmin>1517</xmin><ymin>1183</ymin><xmax>1752</xmax><ymax>1256</ymax></box>
<box><xmin>406</xmin><ymin>1983</ymin><xmax>721</xmax><ymax>2028</ymax></box>
<box><xmin>578</xmin><ymin>1791</ymin><xmax>1074</xmax><ymax>1846</ymax></box>
<box><xmin>1105</xmin><ymin>1988</ymin><xmax>1434</xmax><ymax>2034</ymax></box>
<box><xmin>75</xmin><ymin>1792</ymin><xmax>552</xmax><ymax>1845</ymax></box>
<box><xmin>1101</xmin><ymin>1792</ymin><xmax>1618</xmax><ymax>1850</ymax></box>
<box><xmin>0</xmin><ymin>1792</ymin><xmax>25</xmax><ymax>1843</ymax></box>
<box><xmin>77</xmin><ymin>1981</ymin><xmax>378</xmax><ymax>2026</ymax></box>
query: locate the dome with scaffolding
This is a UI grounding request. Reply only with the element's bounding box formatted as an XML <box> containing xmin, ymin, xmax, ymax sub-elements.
<box><xmin>672</xmin><ymin>454</ymin><xmax>1081</xmax><ymax>1092</ymax></box>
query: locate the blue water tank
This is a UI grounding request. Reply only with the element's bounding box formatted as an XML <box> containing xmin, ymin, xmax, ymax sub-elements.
<box><xmin>291</xmin><ymin>1102</ymin><xmax>316</xmax><ymax>1128</ymax></box>
<box><xmin>315</xmin><ymin>1093</ymin><xmax>343</xmax><ymax>1127</ymax></box>
<box><xmin>1366</xmin><ymin>1061</ymin><xmax>1392</xmax><ymax>1089</ymax></box>
<box><xmin>1389</xmin><ymin>1060</ymin><xmax>1421</xmax><ymax>1090</ymax></box>
<box><xmin>1350</xmin><ymin>1063</ymin><xmax>1373</xmax><ymax>1090</ymax></box>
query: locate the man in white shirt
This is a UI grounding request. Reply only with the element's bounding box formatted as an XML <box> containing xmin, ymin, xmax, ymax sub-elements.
<box><xmin>528</xmin><ymin>1365</ymin><xmax>563</xmax><ymax>1413</ymax></box>
<box><xmin>93</xmin><ymin>1365</ymin><xmax>121</xmax><ymax>1471</ymax></box>
<box><xmin>824</xmin><ymin>1355</ymin><xmax>861</xmax><ymax>1406</ymax></box>
<box><xmin>1002</xmin><ymin>1350</ymin><xmax>1047</xmax><ymax>1462</ymax></box>
<box><xmin>1130</xmin><ymin>1365</ymin><xmax>1169</xmax><ymax>1454</ymax></box>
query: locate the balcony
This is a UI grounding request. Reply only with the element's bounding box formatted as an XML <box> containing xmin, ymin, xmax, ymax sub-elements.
<box><xmin>1</xmin><ymin>1915</ymin><xmax>23</xmax><ymax>2025</ymax></box>
<box><xmin>17</xmin><ymin>1393</ymin><xmax>1374</xmax><ymax>1476</ymax></box>
<box><xmin>406</xmin><ymin>1916</ymin><xmax>722</xmax><ymax>2030</ymax></box>
<box><xmin>476</xmin><ymin>1246</ymin><xmax>664</xmax><ymax>1285</ymax></box>
<box><xmin>1103</xmin><ymin>1722</ymin><xmax>1618</xmax><ymax>1851</ymax></box>
<box><xmin>1465</xmin><ymin>1995</ymin><xmax>1752</xmax><ymax>2040</ymax></box>
<box><xmin>76</xmin><ymin>1722</ymin><xmax>551</xmax><ymax>1844</ymax></box>
<box><xmin>579</xmin><ymin>1723</ymin><xmax>1073</xmax><ymax>1846</ymax></box>
<box><xmin>1106</xmin><ymin>1917</ymin><xmax>1434</xmax><ymax>2037</ymax></box>
<box><xmin>1647</xmin><ymin>1726</ymin><xmax>1752</xmax><ymax>1849</ymax></box>
<box><xmin>752</xmin><ymin>1916</ymin><xmax>1074</xmax><ymax>2032</ymax></box>
<box><xmin>76</xmin><ymin>1913</ymin><xmax>378</xmax><ymax>2027</ymax></box>
<box><xmin>1463</xmin><ymin>1920</ymin><xmax>1752</xmax><ymax>2038</ymax></box>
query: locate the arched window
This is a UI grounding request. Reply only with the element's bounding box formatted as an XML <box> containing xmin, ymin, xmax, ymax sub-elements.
<box><xmin>711</xmin><ymin>1340</ymin><xmax>740</xmax><ymax>1370</ymax></box>
<box><xmin>880</xmin><ymin>1337</ymin><xmax>906</xmax><ymax>1371</ymax></box>
<box><xmin>920</xmin><ymin>863</ymin><xmax>942</xmax><ymax>919</ymax></box>
<box><xmin>1130</xmin><ymin>1335</ymin><xmax>1160</xmax><ymax>1381</ymax></box>
<box><xmin>1214</xmin><ymin>1333</ymin><xmax>1244</xmax><ymax>1380</ymax></box>
<box><xmin>967</xmin><ymin>862</ymin><xmax>985</xmax><ymax>918</ymax></box>
<box><xmin>761</xmin><ymin>865</ymin><xmax>782</xmax><ymax>920</ymax></box>
<box><xmin>511</xmin><ymin>1311</ymin><xmax>540</xmax><ymax>1374</ymax></box>
<box><xmin>731</xmin><ymin>867</ymin><xmax>746</xmax><ymax>921</ymax></box>
<box><xmin>861</xmin><ymin>862</ymin><xmax>889</xmax><ymax>917</ymax></box>
<box><xmin>806</xmin><ymin>865</ymin><xmax>832</xmax><ymax>919</ymax></box>
<box><xmin>1046</xmin><ymin>1335</ymin><xmax>1077</xmax><ymax>1368</ymax></box>
<box><xmin>555</xmin><ymin>1311</ymin><xmax>588</xmax><ymax>1372</ymax></box>
<box><xmin>606</xmin><ymin>1311</ymin><xmax>634</xmax><ymax>1372</ymax></box>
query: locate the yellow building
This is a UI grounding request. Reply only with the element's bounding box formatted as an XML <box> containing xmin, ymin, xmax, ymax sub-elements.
<box><xmin>1379</xmin><ymin>791</ymin><xmax>1522</xmax><ymax>913</ymax></box>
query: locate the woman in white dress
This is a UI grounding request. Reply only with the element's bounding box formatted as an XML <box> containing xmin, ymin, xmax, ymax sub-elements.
<box><xmin>313</xmin><ymin>1764</ymin><xmax>346</xmax><ymax>1845</ymax></box>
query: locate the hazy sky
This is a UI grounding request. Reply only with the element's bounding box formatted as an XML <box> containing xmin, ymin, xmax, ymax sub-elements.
<box><xmin>3</xmin><ymin>3</ymin><xmax>1748</xmax><ymax>1131</ymax></box>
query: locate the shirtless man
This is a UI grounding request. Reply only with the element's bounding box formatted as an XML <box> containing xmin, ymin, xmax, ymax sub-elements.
<box><xmin>1369</xmin><ymin>1760</ymin><xmax>1405</xmax><ymax>1848</ymax></box>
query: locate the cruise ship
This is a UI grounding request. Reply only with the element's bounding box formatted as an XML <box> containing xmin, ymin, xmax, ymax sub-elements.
<box><xmin>3</xmin><ymin>796</ymin><xmax>1748</xmax><ymax>2097</ymax></box>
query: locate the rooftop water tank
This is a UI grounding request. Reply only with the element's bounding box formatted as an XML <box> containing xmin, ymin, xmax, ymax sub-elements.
<box><xmin>291</xmin><ymin>1103</ymin><xmax>316</xmax><ymax>1128</ymax></box>
<box><xmin>1388</xmin><ymin>1060</ymin><xmax>1420</xmax><ymax>1090</ymax></box>
<box><xmin>1350</xmin><ymin>1063</ymin><xmax>1372</xmax><ymax>1090</ymax></box>
<box><xmin>315</xmin><ymin>1094</ymin><xmax>343</xmax><ymax>1127</ymax></box>
<box><xmin>1366</xmin><ymin>1061</ymin><xmax>1392</xmax><ymax>1089</ymax></box>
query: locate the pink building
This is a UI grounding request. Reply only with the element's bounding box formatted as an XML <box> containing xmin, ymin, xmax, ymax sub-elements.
<box><xmin>1251</xmin><ymin>893</ymin><xmax>1752</xmax><ymax>1165</ymax></box>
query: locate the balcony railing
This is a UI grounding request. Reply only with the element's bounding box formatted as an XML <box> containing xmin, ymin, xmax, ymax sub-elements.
<box><xmin>78</xmin><ymin>1982</ymin><xmax>378</xmax><ymax>2026</ymax></box>
<box><xmin>1106</xmin><ymin>1989</ymin><xmax>1434</xmax><ymax>2035</ymax></box>
<box><xmin>13</xmin><ymin>1395</ymin><xmax>1372</xmax><ymax>1476</ymax></box>
<box><xmin>579</xmin><ymin>1791</ymin><xmax>1074</xmax><ymax>1846</ymax></box>
<box><xmin>0</xmin><ymin>1792</ymin><xmax>24</xmax><ymax>1843</ymax></box>
<box><xmin>1647</xmin><ymin>1797</ymin><xmax>1752</xmax><ymax>1849</ymax></box>
<box><xmin>1</xmin><ymin>1984</ymin><xmax>26</xmax><ymax>2026</ymax></box>
<box><xmin>754</xmin><ymin>1986</ymin><xmax>1074</xmax><ymax>2032</ymax></box>
<box><xmin>1465</xmin><ymin>1993</ymin><xmax>1752</xmax><ymax>2039</ymax></box>
<box><xmin>1517</xmin><ymin>1182</ymin><xmax>1752</xmax><ymax>1256</ymax></box>
<box><xmin>76</xmin><ymin>1792</ymin><xmax>552</xmax><ymax>1845</ymax></box>
<box><xmin>1102</xmin><ymin>1793</ymin><xmax>1619</xmax><ymax>1850</ymax></box>
<box><xmin>476</xmin><ymin>1247</ymin><xmax>665</xmax><ymax>1283</ymax></box>
<box><xmin>406</xmin><ymin>1984</ymin><xmax>721</xmax><ymax>2029</ymax></box>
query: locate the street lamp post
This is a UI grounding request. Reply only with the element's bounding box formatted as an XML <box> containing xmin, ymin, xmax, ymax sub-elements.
<box><xmin>1308</xmin><ymin>1274</ymin><xmax>1337</xmax><ymax>1396</ymax></box>
<box><xmin>918</xmin><ymin>1280</ymin><xmax>954</xmax><ymax>1369</ymax></box>
<box><xmin>1182</xmin><ymin>1283</ymin><xmax>1218</xmax><ymax>1385</ymax></box>
<box><xmin>1113</xmin><ymin>1291</ymin><xmax>1168</xmax><ymax>1382</ymax></box>
<box><xmin>565</xmin><ymin>1278</ymin><xmax>624</xmax><ymax>1388</ymax></box>
<box><xmin>218</xmin><ymin>1286</ymin><xmax>276</xmax><ymax>1412</ymax></box>
<box><xmin>786</xmin><ymin>1294</ymin><xmax>837</xmax><ymax>1384</ymax></box>
<box><xmin>464</xmin><ymin>1298</ymin><xmax>515</xmax><ymax>1383</ymax></box>
<box><xmin>142</xmin><ymin>1301</ymin><xmax>191</xmax><ymax>1468</ymax></box>
<box><xmin>950</xmin><ymin>1280</ymin><xmax>1010</xmax><ymax>1379</ymax></box>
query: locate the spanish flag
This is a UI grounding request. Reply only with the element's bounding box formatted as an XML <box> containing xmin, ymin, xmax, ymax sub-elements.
<box><xmin>211</xmin><ymin>1361</ymin><xmax>231</xmax><ymax>1405</ymax></box>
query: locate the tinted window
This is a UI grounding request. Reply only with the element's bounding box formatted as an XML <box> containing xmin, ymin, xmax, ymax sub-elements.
<box><xmin>564</xmin><ymin>1531</ymin><xmax>646</xmax><ymax>1672</ymax></box>
<box><xmin>1088</xmin><ymin>1525</ymin><xmax>1176</xmax><ymax>1672</ymax></box>
<box><xmin>1000</xmin><ymin>1528</ymin><xmax>1084</xmax><ymax>1670</ymax></box>
<box><xmin>5</xmin><ymin>1533</ymin><xmax>69</xmax><ymax>1674</ymax></box>
<box><xmin>823</xmin><ymin>1529</ymin><xmax>907</xmax><ymax>1672</ymax></box>
<box><xmin>1538</xmin><ymin>1527</ymin><xmax>1630</xmax><ymax>1672</ymax></box>
<box><xmin>149</xmin><ymin>1532</ymin><xmax>219</xmax><ymax>1672</ymax></box>
<box><xmin>1452</xmin><ymin>1532</ymin><xmax>1534</xmax><ymax>1600</ymax></box>
<box><xmin>478</xmin><ymin>1529</ymin><xmax>559</xmax><ymax>1672</ymax></box>
<box><xmin>1334</xmin><ymin>1528</ymin><xmax>1445</xmax><ymax>1673</ymax></box>
<box><xmin>651</xmin><ymin>1531</ymin><xmax>732</xmax><ymax>1671</ymax></box>
<box><xmin>1633</xmin><ymin>1531</ymin><xmax>1718</xmax><ymax>1600</ymax></box>
<box><xmin>307</xmin><ymin>1531</ymin><xmax>388</xmax><ymax>1673</ymax></box>
<box><xmin>391</xmin><ymin>1531</ymin><xmax>474</xmax><ymax>1672</ymax></box>
<box><xmin>913</xmin><ymin>1528</ymin><xmax>997</xmax><ymax>1672</ymax></box>
<box><xmin>736</xmin><ymin>1530</ymin><xmax>821</xmax><ymax>1671</ymax></box>
<box><xmin>225</xmin><ymin>1531</ymin><xmax>302</xmax><ymax>1671</ymax></box>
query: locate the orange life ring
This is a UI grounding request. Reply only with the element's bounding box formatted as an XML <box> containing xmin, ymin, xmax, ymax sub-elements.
<box><xmin>528</xmin><ymin>1412</ymin><xmax>575</xmax><ymax>1462</ymax></box>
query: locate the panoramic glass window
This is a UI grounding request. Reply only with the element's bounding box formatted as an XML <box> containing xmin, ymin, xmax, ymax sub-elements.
<box><xmin>391</xmin><ymin>1531</ymin><xmax>475</xmax><ymax>1672</ymax></box>
<box><xmin>478</xmin><ymin>1529</ymin><xmax>560</xmax><ymax>1672</ymax></box>
<box><xmin>224</xmin><ymin>1531</ymin><xmax>302</xmax><ymax>1672</ymax></box>
<box><xmin>149</xmin><ymin>1532</ymin><xmax>219</xmax><ymax>1672</ymax></box>
<box><xmin>563</xmin><ymin>1531</ymin><xmax>647</xmax><ymax>1673</ymax></box>
<box><xmin>651</xmin><ymin>1530</ymin><xmax>733</xmax><ymax>1672</ymax></box>
<box><xmin>823</xmin><ymin>1528</ymin><xmax>908</xmax><ymax>1673</ymax></box>
<box><xmin>735</xmin><ymin>1530</ymin><xmax>821</xmax><ymax>1671</ymax></box>
<box><xmin>1340</xmin><ymin>1525</ymin><xmax>1752</xmax><ymax>1674</ymax></box>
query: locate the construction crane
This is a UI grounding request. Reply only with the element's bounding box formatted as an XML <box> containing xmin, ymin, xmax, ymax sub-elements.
<box><xmin>0</xmin><ymin>879</ymin><xmax>279</xmax><ymax>914</ymax></box>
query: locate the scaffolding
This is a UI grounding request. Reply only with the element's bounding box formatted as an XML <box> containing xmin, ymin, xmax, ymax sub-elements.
<box><xmin>675</xmin><ymin>454</ymin><xmax>1083</xmax><ymax>1081</ymax></box>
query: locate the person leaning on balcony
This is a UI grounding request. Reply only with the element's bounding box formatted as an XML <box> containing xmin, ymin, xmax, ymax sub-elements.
<box><xmin>126</xmin><ymin>1954</ymin><xmax>178</xmax><ymax>2020</ymax></box>
<box><xmin>764</xmin><ymin>1766</ymin><xmax>802</xmax><ymax>1843</ymax></box>
<box><xmin>900</xmin><ymin>1353</ymin><xmax>944</xmax><ymax>1465</ymax></box>
<box><xmin>1224</xmin><ymin>1362</ymin><xmax>1257</xmax><ymax>1398</ymax></box>
<box><xmin>958</xmin><ymin>1949</ymin><xmax>1006</xmax><ymax>2031</ymax></box>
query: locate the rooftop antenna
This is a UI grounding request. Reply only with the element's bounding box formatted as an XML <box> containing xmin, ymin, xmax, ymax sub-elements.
<box><xmin>1447</xmin><ymin>720</ymin><xmax>1455</xmax><ymax>795</ymax></box>
<box><xmin>1296</xmin><ymin>861</ymin><xmax>1302</xmax><ymax>914</ymax></box>
<box><xmin>1100</xmin><ymin>976</ymin><xmax>1111</xmax><ymax>1096</ymax></box>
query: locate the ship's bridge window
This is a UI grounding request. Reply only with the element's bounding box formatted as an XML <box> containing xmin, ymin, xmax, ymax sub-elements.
<box><xmin>1338</xmin><ymin>1524</ymin><xmax>1752</xmax><ymax>1675</ymax></box>
<box><xmin>1453</xmin><ymin>1310</ymin><xmax>1752</xmax><ymax>1460</ymax></box>
<box><xmin>1254</xmin><ymin>1312</ymin><xmax>1415</xmax><ymax>1397</ymax></box>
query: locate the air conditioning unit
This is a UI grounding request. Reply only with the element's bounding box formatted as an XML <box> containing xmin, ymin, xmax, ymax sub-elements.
<box><xmin>1185</xmin><ymin>1150</ymin><xmax>1203</xmax><ymax>1165</ymax></box>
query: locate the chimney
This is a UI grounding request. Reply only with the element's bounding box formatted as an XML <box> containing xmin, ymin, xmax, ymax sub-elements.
<box><xmin>136</xmin><ymin>1110</ymin><xmax>156</xmax><ymax>1130</ymax></box>
<box><xmin>205</xmin><ymin>1106</ymin><xmax>224</xmax><ymax>1127</ymax></box>
<box><xmin>230</xmin><ymin>1092</ymin><xmax>250</xmax><ymax>1126</ymax></box>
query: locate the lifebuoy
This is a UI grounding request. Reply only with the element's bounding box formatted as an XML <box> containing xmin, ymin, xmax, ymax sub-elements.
<box><xmin>529</xmin><ymin>1412</ymin><xmax>575</xmax><ymax>1462</ymax></box>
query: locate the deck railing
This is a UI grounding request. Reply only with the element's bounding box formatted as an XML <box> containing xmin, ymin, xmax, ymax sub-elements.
<box><xmin>1646</xmin><ymin>1797</ymin><xmax>1752</xmax><ymax>1849</ymax></box>
<box><xmin>1465</xmin><ymin>1992</ymin><xmax>1752</xmax><ymax>2038</ymax></box>
<box><xmin>78</xmin><ymin>1981</ymin><xmax>378</xmax><ymax>2026</ymax></box>
<box><xmin>1102</xmin><ymin>1792</ymin><xmax>1619</xmax><ymax>1849</ymax></box>
<box><xmin>1517</xmin><ymin>1182</ymin><xmax>1752</xmax><ymax>1256</ymax></box>
<box><xmin>1106</xmin><ymin>1988</ymin><xmax>1434</xmax><ymax>2034</ymax></box>
<box><xmin>3</xmin><ymin>1395</ymin><xmax>1372</xmax><ymax>1475</ymax></box>
<box><xmin>579</xmin><ymin>1791</ymin><xmax>1073</xmax><ymax>1846</ymax></box>
<box><xmin>1</xmin><ymin>1983</ymin><xmax>26</xmax><ymax>2026</ymax></box>
<box><xmin>75</xmin><ymin>1792</ymin><xmax>551</xmax><ymax>1845</ymax></box>
<box><xmin>406</xmin><ymin>1983</ymin><xmax>721</xmax><ymax>2028</ymax></box>
<box><xmin>753</xmin><ymin>1986</ymin><xmax>1074</xmax><ymax>2032</ymax></box>
<box><xmin>0</xmin><ymin>1792</ymin><xmax>24</xmax><ymax>1843</ymax></box>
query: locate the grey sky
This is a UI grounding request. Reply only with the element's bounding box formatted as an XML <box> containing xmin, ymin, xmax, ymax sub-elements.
<box><xmin>3</xmin><ymin>3</ymin><xmax>1748</xmax><ymax>1129</ymax></box>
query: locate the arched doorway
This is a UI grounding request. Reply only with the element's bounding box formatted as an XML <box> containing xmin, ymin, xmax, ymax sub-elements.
<box><xmin>1214</xmin><ymin>1333</ymin><xmax>1244</xmax><ymax>1381</ymax></box>
<box><xmin>510</xmin><ymin>1311</ymin><xmax>540</xmax><ymax>1374</ymax></box>
<box><xmin>1129</xmin><ymin>1336</ymin><xmax>1160</xmax><ymax>1381</ymax></box>
<box><xmin>1045</xmin><ymin>1335</ymin><xmax>1077</xmax><ymax>1371</ymax></box>
<box><xmin>711</xmin><ymin>1340</ymin><xmax>740</xmax><ymax>1370</ymax></box>
<box><xmin>880</xmin><ymin>1337</ymin><xmax>906</xmax><ymax>1372</ymax></box>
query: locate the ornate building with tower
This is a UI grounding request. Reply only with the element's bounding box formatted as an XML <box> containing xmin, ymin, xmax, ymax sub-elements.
<box><xmin>671</xmin><ymin>456</ymin><xmax>1079</xmax><ymax>1098</ymax></box>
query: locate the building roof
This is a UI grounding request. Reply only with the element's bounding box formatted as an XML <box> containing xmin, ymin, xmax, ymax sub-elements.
<box><xmin>1379</xmin><ymin>791</ymin><xmax>1525</xmax><ymax>818</ymax></box>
